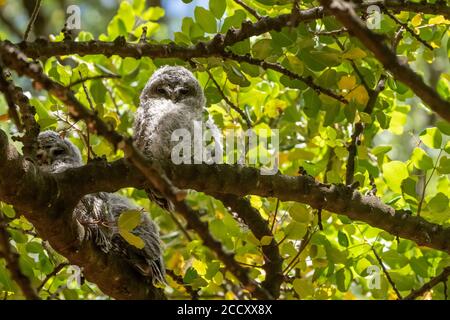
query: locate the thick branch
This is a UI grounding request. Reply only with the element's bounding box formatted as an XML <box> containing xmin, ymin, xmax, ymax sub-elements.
<box><xmin>0</xmin><ymin>43</ymin><xmax>270</xmax><ymax>299</ymax></box>
<box><xmin>320</xmin><ymin>0</ymin><xmax>450</xmax><ymax>122</ymax></box>
<box><xmin>216</xmin><ymin>194</ymin><xmax>283</xmax><ymax>299</ymax></box>
<box><xmin>55</xmin><ymin>160</ymin><xmax>450</xmax><ymax>256</ymax></box>
<box><xmin>11</xmin><ymin>1</ymin><xmax>450</xmax><ymax>60</ymax></box>
<box><xmin>0</xmin><ymin>130</ymin><xmax>166</xmax><ymax>299</ymax></box>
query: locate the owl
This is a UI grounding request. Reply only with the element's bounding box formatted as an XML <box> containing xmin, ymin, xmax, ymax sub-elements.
<box><xmin>134</xmin><ymin>66</ymin><xmax>222</xmax><ymax>210</ymax></box>
<box><xmin>36</xmin><ymin>131</ymin><xmax>165</xmax><ymax>285</ymax></box>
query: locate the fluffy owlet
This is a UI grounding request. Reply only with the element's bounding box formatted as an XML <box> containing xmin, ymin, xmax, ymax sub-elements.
<box><xmin>36</xmin><ymin>131</ymin><xmax>165</xmax><ymax>285</ymax></box>
<box><xmin>134</xmin><ymin>66</ymin><xmax>221</xmax><ymax>210</ymax></box>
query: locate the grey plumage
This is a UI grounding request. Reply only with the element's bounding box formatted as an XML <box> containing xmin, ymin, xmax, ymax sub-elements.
<box><xmin>134</xmin><ymin>66</ymin><xmax>222</xmax><ymax>210</ymax></box>
<box><xmin>134</xmin><ymin>66</ymin><xmax>205</xmax><ymax>160</ymax></box>
<box><xmin>36</xmin><ymin>131</ymin><xmax>165</xmax><ymax>285</ymax></box>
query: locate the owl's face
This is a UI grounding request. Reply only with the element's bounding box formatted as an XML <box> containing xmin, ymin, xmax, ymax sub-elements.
<box><xmin>140</xmin><ymin>66</ymin><xmax>205</xmax><ymax>109</ymax></box>
<box><xmin>36</xmin><ymin>131</ymin><xmax>82</xmax><ymax>172</ymax></box>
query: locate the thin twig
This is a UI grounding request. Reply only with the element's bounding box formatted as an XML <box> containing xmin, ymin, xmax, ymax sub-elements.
<box><xmin>417</xmin><ymin>149</ymin><xmax>443</xmax><ymax>216</ymax></box>
<box><xmin>282</xmin><ymin>230</ymin><xmax>313</xmax><ymax>275</ymax></box>
<box><xmin>23</xmin><ymin>0</ymin><xmax>42</xmax><ymax>41</ymax></box>
<box><xmin>314</xmin><ymin>27</ymin><xmax>348</xmax><ymax>36</ymax></box>
<box><xmin>166</xmin><ymin>269</ymin><xmax>199</xmax><ymax>300</ymax></box>
<box><xmin>205</xmin><ymin>69</ymin><xmax>252</xmax><ymax>128</ymax></box>
<box><xmin>270</xmin><ymin>199</ymin><xmax>280</xmax><ymax>233</ymax></box>
<box><xmin>167</xmin><ymin>210</ymin><xmax>193</xmax><ymax>241</ymax></box>
<box><xmin>382</xmin><ymin>7</ymin><xmax>433</xmax><ymax>50</ymax></box>
<box><xmin>345</xmin><ymin>75</ymin><xmax>386</xmax><ymax>185</ymax></box>
<box><xmin>37</xmin><ymin>263</ymin><xmax>69</xmax><ymax>292</ymax></box>
<box><xmin>223</xmin><ymin>50</ymin><xmax>348</xmax><ymax>104</ymax></box>
<box><xmin>68</xmin><ymin>74</ymin><xmax>121</xmax><ymax>88</ymax></box>
<box><xmin>404</xmin><ymin>266</ymin><xmax>450</xmax><ymax>300</ymax></box>
<box><xmin>372</xmin><ymin>247</ymin><xmax>402</xmax><ymax>299</ymax></box>
<box><xmin>78</xmin><ymin>71</ymin><xmax>95</xmax><ymax>161</ymax></box>
<box><xmin>233</xmin><ymin>0</ymin><xmax>262</xmax><ymax>20</ymax></box>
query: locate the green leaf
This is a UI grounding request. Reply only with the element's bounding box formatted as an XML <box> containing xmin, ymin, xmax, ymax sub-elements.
<box><xmin>410</xmin><ymin>257</ymin><xmax>431</xmax><ymax>278</ymax></box>
<box><xmin>224</xmin><ymin>62</ymin><xmax>250</xmax><ymax>87</ymax></box>
<box><xmin>420</xmin><ymin>127</ymin><xmax>443</xmax><ymax>149</ymax></box>
<box><xmin>285</xmin><ymin>55</ymin><xmax>304</xmax><ymax>75</ymax></box>
<box><xmin>427</xmin><ymin>192</ymin><xmax>449</xmax><ymax>213</ymax></box>
<box><xmin>293</xmin><ymin>278</ymin><xmax>314</xmax><ymax>298</ymax></box>
<box><xmin>252</xmin><ymin>39</ymin><xmax>272</xmax><ymax>60</ymax></box>
<box><xmin>119</xmin><ymin>229</ymin><xmax>145</xmax><ymax>249</ymax></box>
<box><xmin>26</xmin><ymin>242</ymin><xmax>43</xmax><ymax>254</ymax></box>
<box><xmin>382</xmin><ymin>161</ymin><xmax>409</xmax><ymax>193</ymax></box>
<box><xmin>337</xmin><ymin>231</ymin><xmax>349</xmax><ymax>247</ymax></box>
<box><xmin>90</xmin><ymin>80</ymin><xmax>107</xmax><ymax>104</ymax></box>
<box><xmin>221</xmin><ymin>10</ymin><xmax>246</xmax><ymax>32</ymax></box>
<box><xmin>411</xmin><ymin>147</ymin><xmax>434</xmax><ymax>170</ymax></box>
<box><xmin>209</xmin><ymin>0</ymin><xmax>226</xmax><ymax>19</ymax></box>
<box><xmin>184</xmin><ymin>267</ymin><xmax>199</xmax><ymax>283</ymax></box>
<box><xmin>336</xmin><ymin>268</ymin><xmax>353</xmax><ymax>292</ymax></box>
<box><xmin>437</xmin><ymin>156</ymin><xmax>450</xmax><ymax>174</ymax></box>
<box><xmin>0</xmin><ymin>203</ymin><xmax>15</xmax><ymax>218</ymax></box>
<box><xmin>118</xmin><ymin>210</ymin><xmax>142</xmax><ymax>231</ymax></box>
<box><xmin>260</xmin><ymin>236</ymin><xmax>273</xmax><ymax>246</ymax></box>
<box><xmin>195</xmin><ymin>7</ymin><xmax>217</xmax><ymax>33</ymax></box>
<box><xmin>372</xmin><ymin>145</ymin><xmax>392</xmax><ymax>156</ymax></box>
<box><xmin>303</xmin><ymin>89</ymin><xmax>321</xmax><ymax>117</ymax></box>
<box><xmin>142</xmin><ymin>7</ymin><xmax>165</xmax><ymax>21</ymax></box>
<box><xmin>285</xmin><ymin>221</ymin><xmax>308</xmax><ymax>240</ymax></box>
<box><xmin>117</xmin><ymin>1</ymin><xmax>135</xmax><ymax>32</ymax></box>
<box><xmin>436</xmin><ymin>120</ymin><xmax>450</xmax><ymax>135</ymax></box>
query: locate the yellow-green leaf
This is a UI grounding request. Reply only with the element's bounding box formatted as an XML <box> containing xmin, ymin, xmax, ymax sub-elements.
<box><xmin>119</xmin><ymin>229</ymin><xmax>145</xmax><ymax>249</ymax></box>
<box><xmin>118</xmin><ymin>210</ymin><xmax>142</xmax><ymax>231</ymax></box>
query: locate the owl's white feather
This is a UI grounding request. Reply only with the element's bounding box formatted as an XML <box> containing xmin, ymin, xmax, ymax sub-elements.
<box><xmin>134</xmin><ymin>66</ymin><xmax>205</xmax><ymax>160</ymax></box>
<box><xmin>133</xmin><ymin>66</ymin><xmax>222</xmax><ymax>210</ymax></box>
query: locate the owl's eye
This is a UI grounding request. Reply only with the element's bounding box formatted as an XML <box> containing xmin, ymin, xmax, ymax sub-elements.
<box><xmin>179</xmin><ymin>88</ymin><xmax>190</xmax><ymax>95</ymax></box>
<box><xmin>52</xmin><ymin>148</ymin><xmax>66</xmax><ymax>156</ymax></box>
<box><xmin>156</xmin><ymin>87</ymin><xmax>166</xmax><ymax>95</ymax></box>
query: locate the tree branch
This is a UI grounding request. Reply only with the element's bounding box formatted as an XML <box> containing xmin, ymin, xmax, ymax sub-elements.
<box><xmin>346</xmin><ymin>75</ymin><xmax>386</xmax><ymax>185</ymax></box>
<box><xmin>11</xmin><ymin>1</ymin><xmax>450</xmax><ymax>60</ymax></box>
<box><xmin>0</xmin><ymin>130</ymin><xmax>166</xmax><ymax>300</ymax></box>
<box><xmin>222</xmin><ymin>51</ymin><xmax>348</xmax><ymax>104</ymax></box>
<box><xmin>372</xmin><ymin>247</ymin><xmax>402</xmax><ymax>299</ymax></box>
<box><xmin>233</xmin><ymin>0</ymin><xmax>262</xmax><ymax>20</ymax></box>
<box><xmin>45</xmin><ymin>158</ymin><xmax>450</xmax><ymax>256</ymax></box>
<box><xmin>0</xmin><ymin>212</ymin><xmax>40</xmax><ymax>300</ymax></box>
<box><xmin>23</xmin><ymin>0</ymin><xmax>42</xmax><ymax>41</ymax></box>
<box><xmin>404</xmin><ymin>266</ymin><xmax>450</xmax><ymax>300</ymax></box>
<box><xmin>320</xmin><ymin>0</ymin><xmax>450</xmax><ymax>122</ymax></box>
<box><xmin>0</xmin><ymin>42</ymin><xmax>271</xmax><ymax>300</ymax></box>
<box><xmin>216</xmin><ymin>194</ymin><xmax>283</xmax><ymax>299</ymax></box>
<box><xmin>205</xmin><ymin>68</ymin><xmax>252</xmax><ymax>128</ymax></box>
<box><xmin>0</xmin><ymin>63</ymin><xmax>40</xmax><ymax>158</ymax></box>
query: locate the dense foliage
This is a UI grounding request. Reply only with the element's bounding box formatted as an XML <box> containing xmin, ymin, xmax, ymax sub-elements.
<box><xmin>0</xmin><ymin>0</ymin><xmax>449</xmax><ymax>300</ymax></box>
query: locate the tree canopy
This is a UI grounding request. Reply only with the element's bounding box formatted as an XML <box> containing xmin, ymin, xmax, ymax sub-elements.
<box><xmin>0</xmin><ymin>0</ymin><xmax>449</xmax><ymax>300</ymax></box>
